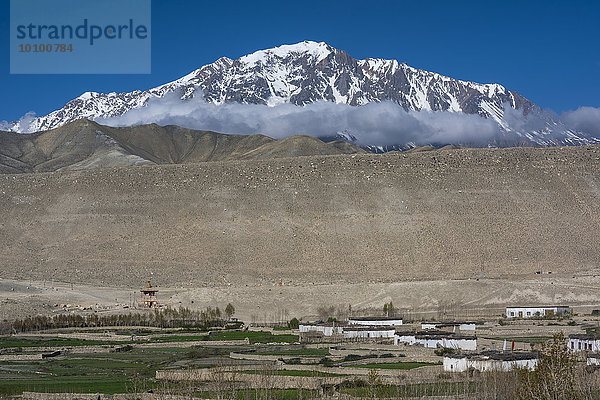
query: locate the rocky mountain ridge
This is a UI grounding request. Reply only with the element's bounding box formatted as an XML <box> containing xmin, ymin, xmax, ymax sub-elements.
<box><xmin>5</xmin><ymin>41</ymin><xmax>596</xmax><ymax>147</ymax></box>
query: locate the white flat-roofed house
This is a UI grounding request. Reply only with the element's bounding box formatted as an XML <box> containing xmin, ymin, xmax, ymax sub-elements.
<box><xmin>505</xmin><ymin>306</ymin><xmax>570</xmax><ymax>319</ymax></box>
<box><xmin>300</xmin><ymin>323</ymin><xmax>395</xmax><ymax>342</ymax></box>
<box><xmin>298</xmin><ymin>323</ymin><xmax>343</xmax><ymax>337</ymax></box>
<box><xmin>569</xmin><ymin>334</ymin><xmax>600</xmax><ymax>352</ymax></box>
<box><xmin>342</xmin><ymin>326</ymin><xmax>396</xmax><ymax>340</ymax></box>
<box><xmin>421</xmin><ymin>322</ymin><xmax>476</xmax><ymax>332</ymax></box>
<box><xmin>443</xmin><ymin>352</ymin><xmax>538</xmax><ymax>372</ymax></box>
<box><xmin>394</xmin><ymin>330</ymin><xmax>477</xmax><ymax>351</ymax></box>
<box><xmin>348</xmin><ymin>317</ymin><xmax>403</xmax><ymax>327</ymax></box>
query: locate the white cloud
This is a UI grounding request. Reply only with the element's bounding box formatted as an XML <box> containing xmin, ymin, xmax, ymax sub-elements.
<box><xmin>0</xmin><ymin>111</ymin><xmax>37</xmax><ymax>133</ymax></box>
<box><xmin>562</xmin><ymin>107</ymin><xmax>600</xmax><ymax>137</ymax></box>
<box><xmin>98</xmin><ymin>94</ymin><xmax>501</xmax><ymax>146</ymax></box>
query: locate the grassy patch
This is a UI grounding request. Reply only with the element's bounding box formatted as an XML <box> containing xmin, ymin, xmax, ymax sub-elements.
<box><xmin>0</xmin><ymin>377</ymin><xmax>149</xmax><ymax>395</ymax></box>
<box><xmin>0</xmin><ymin>336</ymin><xmax>118</xmax><ymax>348</ymax></box>
<box><xmin>149</xmin><ymin>335</ymin><xmax>208</xmax><ymax>342</ymax></box>
<box><xmin>208</xmin><ymin>331</ymin><xmax>298</xmax><ymax>344</ymax></box>
<box><xmin>255</xmin><ymin>348</ymin><xmax>329</xmax><ymax>357</ymax></box>
<box><xmin>0</xmin><ymin>346</ymin><xmax>213</xmax><ymax>395</ymax></box>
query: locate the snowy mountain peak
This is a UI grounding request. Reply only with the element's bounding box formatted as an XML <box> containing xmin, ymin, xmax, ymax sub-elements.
<box><xmin>4</xmin><ymin>41</ymin><xmax>597</xmax><ymax>147</ymax></box>
<box><xmin>239</xmin><ymin>41</ymin><xmax>333</xmax><ymax>66</ymax></box>
<box><xmin>76</xmin><ymin>91</ymin><xmax>99</xmax><ymax>101</ymax></box>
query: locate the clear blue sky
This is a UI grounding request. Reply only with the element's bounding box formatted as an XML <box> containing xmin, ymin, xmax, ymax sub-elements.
<box><xmin>1</xmin><ymin>0</ymin><xmax>599</xmax><ymax>122</ymax></box>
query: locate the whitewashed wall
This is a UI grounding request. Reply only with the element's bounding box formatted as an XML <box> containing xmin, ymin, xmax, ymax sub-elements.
<box><xmin>569</xmin><ymin>338</ymin><xmax>600</xmax><ymax>352</ymax></box>
<box><xmin>420</xmin><ymin>323</ymin><xmax>476</xmax><ymax>331</ymax></box>
<box><xmin>395</xmin><ymin>335</ymin><xmax>476</xmax><ymax>350</ymax></box>
<box><xmin>443</xmin><ymin>356</ymin><xmax>538</xmax><ymax>372</ymax></box>
<box><xmin>343</xmin><ymin>329</ymin><xmax>395</xmax><ymax>339</ymax></box>
<box><xmin>348</xmin><ymin>319</ymin><xmax>403</xmax><ymax>326</ymax></box>
<box><xmin>505</xmin><ymin>307</ymin><xmax>569</xmax><ymax>318</ymax></box>
<box><xmin>299</xmin><ymin>324</ymin><xmax>343</xmax><ymax>336</ymax></box>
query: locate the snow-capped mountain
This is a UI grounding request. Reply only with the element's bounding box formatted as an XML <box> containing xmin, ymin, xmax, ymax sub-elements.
<box><xmin>6</xmin><ymin>41</ymin><xmax>597</xmax><ymax>146</ymax></box>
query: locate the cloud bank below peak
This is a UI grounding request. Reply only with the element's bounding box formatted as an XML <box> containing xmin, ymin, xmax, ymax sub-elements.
<box><xmin>5</xmin><ymin>94</ymin><xmax>600</xmax><ymax>149</ymax></box>
<box><xmin>97</xmin><ymin>94</ymin><xmax>501</xmax><ymax>147</ymax></box>
<box><xmin>562</xmin><ymin>106</ymin><xmax>600</xmax><ymax>138</ymax></box>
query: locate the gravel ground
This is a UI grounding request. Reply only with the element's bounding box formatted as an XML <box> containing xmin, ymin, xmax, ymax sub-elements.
<box><xmin>1</xmin><ymin>146</ymin><xmax>600</xmax><ymax>320</ymax></box>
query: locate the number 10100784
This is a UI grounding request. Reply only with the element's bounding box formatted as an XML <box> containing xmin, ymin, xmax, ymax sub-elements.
<box><xmin>19</xmin><ymin>43</ymin><xmax>73</xmax><ymax>53</ymax></box>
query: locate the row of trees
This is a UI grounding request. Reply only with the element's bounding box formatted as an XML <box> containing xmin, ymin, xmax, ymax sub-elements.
<box><xmin>316</xmin><ymin>302</ymin><xmax>399</xmax><ymax>321</ymax></box>
<box><xmin>1</xmin><ymin>303</ymin><xmax>236</xmax><ymax>334</ymax></box>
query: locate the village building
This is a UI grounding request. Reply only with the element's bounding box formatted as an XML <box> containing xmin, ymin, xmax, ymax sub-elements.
<box><xmin>299</xmin><ymin>323</ymin><xmax>395</xmax><ymax>343</ymax></box>
<box><xmin>348</xmin><ymin>317</ymin><xmax>403</xmax><ymax>326</ymax></box>
<box><xmin>505</xmin><ymin>306</ymin><xmax>570</xmax><ymax>318</ymax></box>
<box><xmin>299</xmin><ymin>323</ymin><xmax>343</xmax><ymax>337</ymax></box>
<box><xmin>568</xmin><ymin>334</ymin><xmax>600</xmax><ymax>352</ymax></box>
<box><xmin>586</xmin><ymin>354</ymin><xmax>600</xmax><ymax>366</ymax></box>
<box><xmin>394</xmin><ymin>330</ymin><xmax>477</xmax><ymax>351</ymax></box>
<box><xmin>342</xmin><ymin>326</ymin><xmax>395</xmax><ymax>340</ymax></box>
<box><xmin>421</xmin><ymin>321</ymin><xmax>476</xmax><ymax>333</ymax></box>
<box><xmin>140</xmin><ymin>281</ymin><xmax>159</xmax><ymax>308</ymax></box>
<box><xmin>443</xmin><ymin>351</ymin><xmax>538</xmax><ymax>372</ymax></box>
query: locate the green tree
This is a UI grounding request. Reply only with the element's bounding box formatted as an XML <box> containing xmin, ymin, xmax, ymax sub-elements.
<box><xmin>367</xmin><ymin>368</ymin><xmax>382</xmax><ymax>398</ymax></box>
<box><xmin>225</xmin><ymin>303</ymin><xmax>235</xmax><ymax>320</ymax></box>
<box><xmin>288</xmin><ymin>317</ymin><xmax>299</xmax><ymax>329</ymax></box>
<box><xmin>388</xmin><ymin>301</ymin><xmax>395</xmax><ymax>317</ymax></box>
<box><xmin>517</xmin><ymin>333</ymin><xmax>577</xmax><ymax>400</ymax></box>
<box><xmin>383</xmin><ymin>301</ymin><xmax>396</xmax><ymax>317</ymax></box>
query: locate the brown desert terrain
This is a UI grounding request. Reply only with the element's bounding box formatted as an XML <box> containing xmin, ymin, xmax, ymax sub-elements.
<box><xmin>1</xmin><ymin>143</ymin><xmax>600</xmax><ymax>320</ymax></box>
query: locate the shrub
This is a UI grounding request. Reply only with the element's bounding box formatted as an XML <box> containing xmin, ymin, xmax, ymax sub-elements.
<box><xmin>288</xmin><ymin>317</ymin><xmax>299</xmax><ymax>329</ymax></box>
<box><xmin>339</xmin><ymin>378</ymin><xmax>367</xmax><ymax>388</ymax></box>
<box><xmin>434</xmin><ymin>347</ymin><xmax>456</xmax><ymax>356</ymax></box>
<box><xmin>343</xmin><ymin>354</ymin><xmax>363</xmax><ymax>362</ymax></box>
<box><xmin>319</xmin><ymin>357</ymin><xmax>335</xmax><ymax>367</ymax></box>
<box><xmin>224</xmin><ymin>303</ymin><xmax>235</xmax><ymax>320</ymax></box>
<box><xmin>185</xmin><ymin>347</ymin><xmax>225</xmax><ymax>358</ymax></box>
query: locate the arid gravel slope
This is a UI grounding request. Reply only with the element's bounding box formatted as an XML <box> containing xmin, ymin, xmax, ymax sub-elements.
<box><xmin>1</xmin><ymin>145</ymin><xmax>600</xmax><ymax>289</ymax></box>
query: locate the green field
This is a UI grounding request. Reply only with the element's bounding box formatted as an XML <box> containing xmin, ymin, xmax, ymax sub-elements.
<box><xmin>0</xmin><ymin>331</ymin><xmax>433</xmax><ymax>397</ymax></box>
<box><xmin>149</xmin><ymin>334</ymin><xmax>208</xmax><ymax>342</ymax></box>
<box><xmin>0</xmin><ymin>346</ymin><xmax>219</xmax><ymax>395</ymax></box>
<box><xmin>0</xmin><ymin>378</ymin><xmax>140</xmax><ymax>396</ymax></box>
<box><xmin>0</xmin><ymin>330</ymin><xmax>296</xmax><ymax>348</ymax></box>
<box><xmin>0</xmin><ymin>336</ymin><xmax>120</xmax><ymax>348</ymax></box>
<box><xmin>208</xmin><ymin>331</ymin><xmax>299</xmax><ymax>343</ymax></box>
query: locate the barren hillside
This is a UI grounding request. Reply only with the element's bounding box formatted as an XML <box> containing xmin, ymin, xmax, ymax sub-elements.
<box><xmin>1</xmin><ymin>145</ymin><xmax>600</xmax><ymax>288</ymax></box>
<box><xmin>0</xmin><ymin>119</ymin><xmax>365</xmax><ymax>173</ymax></box>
